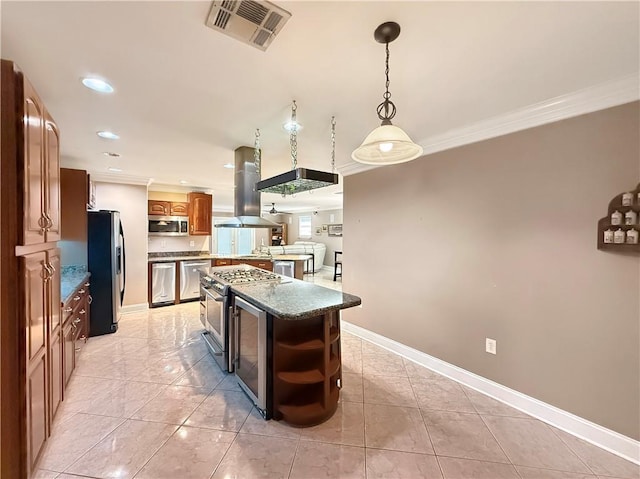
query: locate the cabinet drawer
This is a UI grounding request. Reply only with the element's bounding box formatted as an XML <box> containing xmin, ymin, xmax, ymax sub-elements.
<box><xmin>214</xmin><ymin>259</ymin><xmax>231</xmax><ymax>266</ymax></box>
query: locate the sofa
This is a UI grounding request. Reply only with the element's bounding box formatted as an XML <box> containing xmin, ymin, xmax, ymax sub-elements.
<box><xmin>262</xmin><ymin>241</ymin><xmax>326</xmax><ymax>273</ymax></box>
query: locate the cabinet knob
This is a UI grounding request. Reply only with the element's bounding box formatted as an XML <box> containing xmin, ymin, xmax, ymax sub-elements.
<box><xmin>73</xmin><ymin>296</ymin><xmax>81</xmax><ymax>301</ymax></box>
<box><xmin>64</xmin><ymin>307</ymin><xmax>73</xmax><ymax>313</ymax></box>
<box><xmin>79</xmin><ymin>288</ymin><xmax>85</xmax><ymax>294</ymax></box>
<box><xmin>79</xmin><ymin>309</ymin><xmax>86</xmax><ymax>315</ymax></box>
<box><xmin>84</xmin><ymin>282</ymin><xmax>90</xmax><ymax>287</ymax></box>
<box><xmin>73</xmin><ymin>318</ymin><xmax>81</xmax><ymax>324</ymax></box>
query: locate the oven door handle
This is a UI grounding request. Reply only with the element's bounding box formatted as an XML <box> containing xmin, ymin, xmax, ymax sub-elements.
<box><xmin>204</xmin><ymin>288</ymin><xmax>225</xmax><ymax>303</ymax></box>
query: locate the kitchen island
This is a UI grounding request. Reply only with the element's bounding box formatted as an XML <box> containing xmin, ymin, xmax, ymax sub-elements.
<box><xmin>202</xmin><ymin>265</ymin><xmax>361</xmax><ymax>427</ymax></box>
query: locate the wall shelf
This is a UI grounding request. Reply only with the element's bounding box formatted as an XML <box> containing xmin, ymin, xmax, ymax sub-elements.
<box><xmin>597</xmin><ymin>183</ymin><xmax>640</xmax><ymax>253</ymax></box>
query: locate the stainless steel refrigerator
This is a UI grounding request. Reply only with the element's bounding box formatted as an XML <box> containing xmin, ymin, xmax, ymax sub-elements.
<box><xmin>88</xmin><ymin>210</ymin><xmax>125</xmax><ymax>336</ymax></box>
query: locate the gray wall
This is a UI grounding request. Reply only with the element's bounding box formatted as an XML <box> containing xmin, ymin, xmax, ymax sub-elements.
<box><xmin>343</xmin><ymin>102</ymin><xmax>640</xmax><ymax>440</ymax></box>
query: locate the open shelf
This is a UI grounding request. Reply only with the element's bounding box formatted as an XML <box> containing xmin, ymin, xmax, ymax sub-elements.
<box><xmin>277</xmin><ymin>337</ymin><xmax>324</xmax><ymax>351</ymax></box>
<box><xmin>272</xmin><ymin>310</ymin><xmax>342</xmax><ymax>426</ymax></box>
<box><xmin>277</xmin><ymin>369</ymin><xmax>324</xmax><ymax>385</ymax></box>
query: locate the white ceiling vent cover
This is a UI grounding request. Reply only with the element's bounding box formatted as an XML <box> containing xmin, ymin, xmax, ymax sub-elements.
<box><xmin>205</xmin><ymin>0</ymin><xmax>292</xmax><ymax>51</ymax></box>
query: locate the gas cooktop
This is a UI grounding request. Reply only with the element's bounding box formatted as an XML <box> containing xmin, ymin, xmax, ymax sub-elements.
<box><xmin>201</xmin><ymin>264</ymin><xmax>282</xmax><ymax>291</ymax></box>
<box><xmin>213</xmin><ymin>268</ymin><xmax>280</xmax><ymax>284</ymax></box>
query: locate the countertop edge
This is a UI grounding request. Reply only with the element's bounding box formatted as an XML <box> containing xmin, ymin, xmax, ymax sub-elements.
<box><xmin>230</xmin><ymin>287</ymin><xmax>361</xmax><ymax>321</ymax></box>
<box><xmin>61</xmin><ymin>272</ymin><xmax>91</xmax><ymax>305</ymax></box>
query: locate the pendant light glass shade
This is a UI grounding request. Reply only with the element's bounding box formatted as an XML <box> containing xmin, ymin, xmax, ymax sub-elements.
<box><xmin>351</xmin><ymin>124</ymin><xmax>423</xmax><ymax>165</ymax></box>
<box><xmin>352</xmin><ymin>21</ymin><xmax>423</xmax><ymax>166</ymax></box>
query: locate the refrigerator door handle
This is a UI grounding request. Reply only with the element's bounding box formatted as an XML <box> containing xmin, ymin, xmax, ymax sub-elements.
<box><xmin>120</xmin><ymin>222</ymin><xmax>126</xmax><ymax>306</ymax></box>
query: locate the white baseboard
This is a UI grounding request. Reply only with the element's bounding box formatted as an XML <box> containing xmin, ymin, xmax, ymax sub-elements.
<box><xmin>320</xmin><ymin>265</ymin><xmax>333</xmax><ymax>273</ymax></box>
<box><xmin>120</xmin><ymin>303</ymin><xmax>149</xmax><ymax>314</ymax></box>
<box><xmin>342</xmin><ymin>321</ymin><xmax>640</xmax><ymax>465</ymax></box>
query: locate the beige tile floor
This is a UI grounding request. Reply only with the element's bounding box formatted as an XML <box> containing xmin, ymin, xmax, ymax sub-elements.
<box><xmin>34</xmin><ymin>271</ymin><xmax>638</xmax><ymax>479</ymax></box>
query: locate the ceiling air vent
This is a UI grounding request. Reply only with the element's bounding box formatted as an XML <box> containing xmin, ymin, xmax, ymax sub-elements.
<box><xmin>205</xmin><ymin>0</ymin><xmax>292</xmax><ymax>51</ymax></box>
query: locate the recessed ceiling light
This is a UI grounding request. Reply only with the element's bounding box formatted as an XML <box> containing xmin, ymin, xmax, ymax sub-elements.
<box><xmin>107</xmin><ymin>167</ymin><xmax>122</xmax><ymax>172</ymax></box>
<box><xmin>179</xmin><ymin>180</ymin><xmax>189</xmax><ymax>184</ymax></box>
<box><xmin>103</xmin><ymin>152</ymin><xmax>121</xmax><ymax>158</ymax></box>
<box><xmin>283</xmin><ymin>120</ymin><xmax>303</xmax><ymax>132</ymax></box>
<box><xmin>97</xmin><ymin>131</ymin><xmax>119</xmax><ymax>140</ymax></box>
<box><xmin>82</xmin><ymin>77</ymin><xmax>114</xmax><ymax>93</ymax></box>
<box><xmin>223</xmin><ymin>163</ymin><xmax>234</xmax><ymax>169</ymax></box>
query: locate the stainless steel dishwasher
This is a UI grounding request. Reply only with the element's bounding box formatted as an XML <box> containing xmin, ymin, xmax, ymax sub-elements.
<box><xmin>180</xmin><ymin>260</ymin><xmax>211</xmax><ymax>301</ymax></box>
<box><xmin>151</xmin><ymin>262</ymin><xmax>176</xmax><ymax>306</ymax></box>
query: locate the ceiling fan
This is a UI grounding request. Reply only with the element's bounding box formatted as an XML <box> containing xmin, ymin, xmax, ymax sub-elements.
<box><xmin>264</xmin><ymin>203</ymin><xmax>292</xmax><ymax>215</ymax></box>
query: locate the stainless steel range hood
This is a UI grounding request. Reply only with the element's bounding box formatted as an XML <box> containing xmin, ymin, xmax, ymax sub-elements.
<box><xmin>216</xmin><ymin>146</ymin><xmax>279</xmax><ymax>228</ymax></box>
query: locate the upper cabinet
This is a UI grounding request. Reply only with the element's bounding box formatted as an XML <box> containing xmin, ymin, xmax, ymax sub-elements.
<box><xmin>148</xmin><ymin>200</ymin><xmax>190</xmax><ymax>217</ymax></box>
<box><xmin>61</xmin><ymin>168</ymin><xmax>89</xmax><ymax>243</ymax></box>
<box><xmin>20</xmin><ymin>72</ymin><xmax>60</xmax><ymax>246</ymax></box>
<box><xmin>44</xmin><ymin>113</ymin><xmax>60</xmax><ymax>242</ymax></box>
<box><xmin>170</xmin><ymin>201</ymin><xmax>189</xmax><ymax>216</ymax></box>
<box><xmin>148</xmin><ymin>200</ymin><xmax>170</xmax><ymax>216</ymax></box>
<box><xmin>188</xmin><ymin>192</ymin><xmax>212</xmax><ymax>236</ymax></box>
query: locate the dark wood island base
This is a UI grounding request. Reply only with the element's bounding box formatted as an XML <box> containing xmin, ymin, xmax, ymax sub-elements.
<box><xmin>272</xmin><ymin>310</ymin><xmax>341</xmax><ymax>427</ymax></box>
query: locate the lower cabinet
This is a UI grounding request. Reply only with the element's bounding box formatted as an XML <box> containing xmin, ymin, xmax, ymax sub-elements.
<box><xmin>26</xmin><ymin>354</ymin><xmax>47</xmax><ymax>473</ymax></box>
<box><xmin>272</xmin><ymin>311</ymin><xmax>341</xmax><ymax>426</ymax></box>
<box><xmin>231</xmin><ymin>259</ymin><xmax>273</xmax><ymax>271</ymax></box>
<box><xmin>62</xmin><ymin>281</ymin><xmax>91</xmax><ymax>386</ymax></box>
<box><xmin>50</xmin><ymin>327</ymin><xmax>63</xmax><ymax>419</ymax></box>
<box><xmin>63</xmin><ymin>321</ymin><xmax>75</xmax><ymax>387</ymax></box>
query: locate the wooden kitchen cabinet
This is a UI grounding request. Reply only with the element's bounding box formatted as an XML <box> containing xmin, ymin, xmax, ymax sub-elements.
<box><xmin>188</xmin><ymin>192</ymin><xmax>212</xmax><ymax>235</ymax></box>
<box><xmin>62</xmin><ymin>280</ymin><xmax>91</xmax><ymax>380</ymax></box>
<box><xmin>61</xmin><ymin>168</ymin><xmax>89</xmax><ymax>243</ymax></box>
<box><xmin>1</xmin><ymin>60</ymin><xmax>63</xmax><ymax>478</ymax></box>
<box><xmin>22</xmin><ymin>249</ymin><xmax>62</xmax><ymax>472</ymax></box>
<box><xmin>231</xmin><ymin>259</ymin><xmax>273</xmax><ymax>271</ymax></box>
<box><xmin>272</xmin><ymin>310</ymin><xmax>341</xmax><ymax>426</ymax></box>
<box><xmin>148</xmin><ymin>200</ymin><xmax>170</xmax><ymax>216</ymax></box>
<box><xmin>21</xmin><ymin>72</ymin><xmax>60</xmax><ymax>246</ymax></box>
<box><xmin>170</xmin><ymin>201</ymin><xmax>189</xmax><ymax>216</ymax></box>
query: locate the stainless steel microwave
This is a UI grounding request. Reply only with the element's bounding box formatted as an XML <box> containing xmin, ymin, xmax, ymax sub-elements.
<box><xmin>148</xmin><ymin>216</ymin><xmax>189</xmax><ymax>236</ymax></box>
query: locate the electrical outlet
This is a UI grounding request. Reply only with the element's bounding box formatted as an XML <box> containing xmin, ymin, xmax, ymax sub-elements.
<box><xmin>486</xmin><ymin>338</ymin><xmax>497</xmax><ymax>355</ymax></box>
<box><xmin>189</xmin><ymin>240</ymin><xmax>195</xmax><ymax>247</ymax></box>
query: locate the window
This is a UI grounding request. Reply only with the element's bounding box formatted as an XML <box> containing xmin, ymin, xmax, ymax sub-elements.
<box><xmin>213</xmin><ymin>218</ymin><xmax>254</xmax><ymax>255</ymax></box>
<box><xmin>299</xmin><ymin>215</ymin><xmax>312</xmax><ymax>238</ymax></box>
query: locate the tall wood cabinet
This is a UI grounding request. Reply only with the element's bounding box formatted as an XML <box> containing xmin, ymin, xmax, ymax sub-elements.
<box><xmin>188</xmin><ymin>192</ymin><xmax>212</xmax><ymax>235</ymax></box>
<box><xmin>1</xmin><ymin>60</ymin><xmax>61</xmax><ymax>478</ymax></box>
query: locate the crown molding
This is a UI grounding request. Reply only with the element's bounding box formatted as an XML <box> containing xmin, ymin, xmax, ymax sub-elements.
<box><xmin>338</xmin><ymin>73</ymin><xmax>639</xmax><ymax>177</ymax></box>
<box><xmin>90</xmin><ymin>172</ymin><xmax>152</xmax><ymax>186</ymax></box>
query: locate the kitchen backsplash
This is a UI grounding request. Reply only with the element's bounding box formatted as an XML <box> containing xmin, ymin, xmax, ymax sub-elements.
<box><xmin>148</xmin><ymin>235</ymin><xmax>210</xmax><ymax>253</ymax></box>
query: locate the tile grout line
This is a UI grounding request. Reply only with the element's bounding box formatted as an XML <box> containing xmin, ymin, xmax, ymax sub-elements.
<box><xmin>460</xmin><ymin>385</ymin><xmax>521</xmax><ymax>475</ymax></box>
<box><xmin>545</xmin><ymin>421</ymin><xmax>601</xmax><ymax>476</ymax></box>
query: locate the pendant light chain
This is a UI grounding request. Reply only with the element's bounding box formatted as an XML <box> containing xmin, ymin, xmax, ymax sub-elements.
<box><xmin>331</xmin><ymin>116</ymin><xmax>336</xmax><ymax>173</ymax></box>
<box><xmin>377</xmin><ymin>41</ymin><xmax>397</xmax><ymax>123</ymax></box>
<box><xmin>290</xmin><ymin>100</ymin><xmax>298</xmax><ymax>170</ymax></box>
<box><xmin>254</xmin><ymin>128</ymin><xmax>261</xmax><ymax>175</ymax></box>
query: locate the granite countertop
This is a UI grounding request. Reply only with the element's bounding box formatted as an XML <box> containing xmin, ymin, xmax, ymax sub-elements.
<box><xmin>270</xmin><ymin>254</ymin><xmax>313</xmax><ymax>261</ymax></box>
<box><xmin>230</xmin><ymin>278</ymin><xmax>361</xmax><ymax>321</ymax></box>
<box><xmin>60</xmin><ymin>265</ymin><xmax>91</xmax><ymax>304</ymax></box>
<box><xmin>148</xmin><ymin>252</ymin><xmax>288</xmax><ymax>263</ymax></box>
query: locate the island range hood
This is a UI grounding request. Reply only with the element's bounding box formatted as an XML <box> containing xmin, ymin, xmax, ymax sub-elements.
<box><xmin>216</xmin><ymin>146</ymin><xmax>279</xmax><ymax>228</ymax></box>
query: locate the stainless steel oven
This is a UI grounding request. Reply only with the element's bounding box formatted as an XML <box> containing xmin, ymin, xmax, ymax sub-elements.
<box><xmin>200</xmin><ymin>285</ymin><xmax>232</xmax><ymax>372</ymax></box>
<box><xmin>199</xmin><ymin>265</ymin><xmax>280</xmax><ymax>375</ymax></box>
<box><xmin>234</xmin><ymin>296</ymin><xmax>268</xmax><ymax>417</ymax></box>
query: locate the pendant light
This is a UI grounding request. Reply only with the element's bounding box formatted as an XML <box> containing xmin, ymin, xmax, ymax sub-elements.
<box><xmin>256</xmin><ymin>101</ymin><xmax>339</xmax><ymax>196</ymax></box>
<box><xmin>351</xmin><ymin>22</ymin><xmax>423</xmax><ymax>166</ymax></box>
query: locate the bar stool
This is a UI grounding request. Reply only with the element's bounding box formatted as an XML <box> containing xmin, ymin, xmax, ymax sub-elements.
<box><xmin>333</xmin><ymin>251</ymin><xmax>342</xmax><ymax>281</ymax></box>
